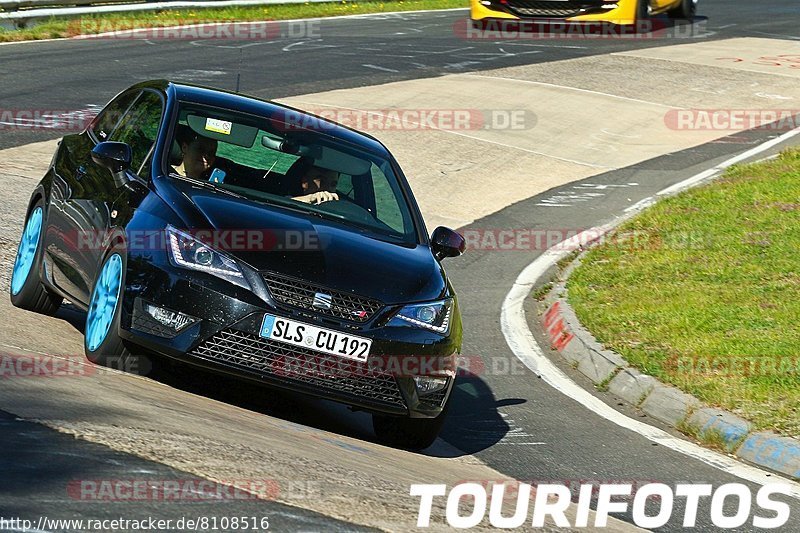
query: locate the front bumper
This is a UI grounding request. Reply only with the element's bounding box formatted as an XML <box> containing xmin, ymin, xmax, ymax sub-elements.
<box><xmin>118</xmin><ymin>258</ymin><xmax>459</xmax><ymax>419</ymax></box>
<box><xmin>470</xmin><ymin>0</ymin><xmax>639</xmax><ymax>25</ymax></box>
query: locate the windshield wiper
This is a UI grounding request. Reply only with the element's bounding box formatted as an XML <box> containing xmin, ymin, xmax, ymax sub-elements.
<box><xmin>303</xmin><ymin>207</ymin><xmax>349</xmax><ymax>223</ymax></box>
<box><xmin>303</xmin><ymin>209</ymin><xmax>406</xmax><ymax>243</ymax></box>
<box><xmin>171</xmin><ymin>173</ymin><xmax>248</xmax><ymax>200</ymax></box>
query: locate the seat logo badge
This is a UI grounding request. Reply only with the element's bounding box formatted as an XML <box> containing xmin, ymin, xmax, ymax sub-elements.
<box><xmin>312</xmin><ymin>292</ymin><xmax>333</xmax><ymax>310</ymax></box>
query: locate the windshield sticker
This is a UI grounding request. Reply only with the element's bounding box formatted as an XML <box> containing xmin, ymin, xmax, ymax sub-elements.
<box><xmin>205</xmin><ymin>118</ymin><xmax>232</xmax><ymax>135</ymax></box>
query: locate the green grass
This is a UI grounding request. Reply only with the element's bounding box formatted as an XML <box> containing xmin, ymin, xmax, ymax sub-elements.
<box><xmin>568</xmin><ymin>149</ymin><xmax>800</xmax><ymax>438</ymax></box>
<box><xmin>0</xmin><ymin>0</ymin><xmax>464</xmax><ymax>42</ymax></box>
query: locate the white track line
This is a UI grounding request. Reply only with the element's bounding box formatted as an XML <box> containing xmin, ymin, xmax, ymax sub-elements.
<box><xmin>501</xmin><ymin>126</ymin><xmax>800</xmax><ymax>497</ymax></box>
<box><xmin>463</xmin><ymin>74</ymin><xmax>680</xmax><ymax>109</ymax></box>
<box><xmin>0</xmin><ymin>8</ymin><xmax>469</xmax><ymax>47</ymax></box>
<box><xmin>658</xmin><ymin>127</ymin><xmax>800</xmax><ymax>196</ymax></box>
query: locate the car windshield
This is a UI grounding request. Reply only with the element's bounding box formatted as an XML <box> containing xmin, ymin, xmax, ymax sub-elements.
<box><xmin>166</xmin><ymin>102</ymin><xmax>418</xmax><ymax>244</ymax></box>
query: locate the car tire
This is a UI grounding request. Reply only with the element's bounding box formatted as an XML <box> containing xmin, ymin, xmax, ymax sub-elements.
<box><xmin>372</xmin><ymin>404</ymin><xmax>449</xmax><ymax>451</ymax></box>
<box><xmin>668</xmin><ymin>0</ymin><xmax>696</xmax><ymax>19</ymax></box>
<box><xmin>10</xmin><ymin>200</ymin><xmax>63</xmax><ymax>315</ymax></box>
<box><xmin>636</xmin><ymin>0</ymin><xmax>649</xmax><ymax>22</ymax></box>
<box><xmin>84</xmin><ymin>247</ymin><xmax>136</xmax><ymax>371</ymax></box>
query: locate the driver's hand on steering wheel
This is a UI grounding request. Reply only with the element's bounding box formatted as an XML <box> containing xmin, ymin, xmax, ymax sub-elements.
<box><xmin>294</xmin><ymin>191</ymin><xmax>339</xmax><ymax>205</ymax></box>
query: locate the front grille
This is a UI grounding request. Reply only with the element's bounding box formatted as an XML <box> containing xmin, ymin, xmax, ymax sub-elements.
<box><xmin>262</xmin><ymin>272</ymin><xmax>383</xmax><ymax>323</ymax></box>
<box><xmin>190</xmin><ymin>329</ymin><xmax>407</xmax><ymax>409</ymax></box>
<box><xmin>504</xmin><ymin>0</ymin><xmax>590</xmax><ymax>18</ymax></box>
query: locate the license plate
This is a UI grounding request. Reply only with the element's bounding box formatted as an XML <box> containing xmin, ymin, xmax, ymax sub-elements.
<box><xmin>260</xmin><ymin>314</ymin><xmax>372</xmax><ymax>362</ymax></box>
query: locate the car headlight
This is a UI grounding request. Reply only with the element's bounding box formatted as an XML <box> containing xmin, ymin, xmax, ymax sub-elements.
<box><xmin>389</xmin><ymin>299</ymin><xmax>453</xmax><ymax>334</ymax></box>
<box><xmin>166</xmin><ymin>225</ymin><xmax>250</xmax><ymax>290</ymax></box>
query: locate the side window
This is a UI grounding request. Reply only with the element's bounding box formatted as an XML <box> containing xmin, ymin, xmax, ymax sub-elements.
<box><xmin>90</xmin><ymin>91</ymin><xmax>138</xmax><ymax>142</ymax></box>
<box><xmin>109</xmin><ymin>91</ymin><xmax>164</xmax><ymax>177</ymax></box>
<box><xmin>371</xmin><ymin>164</ymin><xmax>406</xmax><ymax>234</ymax></box>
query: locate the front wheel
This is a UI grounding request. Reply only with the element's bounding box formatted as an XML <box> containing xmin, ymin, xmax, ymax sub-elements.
<box><xmin>373</xmin><ymin>406</ymin><xmax>448</xmax><ymax>450</ymax></box>
<box><xmin>668</xmin><ymin>0</ymin><xmax>697</xmax><ymax>19</ymax></box>
<box><xmin>84</xmin><ymin>249</ymin><xmax>135</xmax><ymax>371</ymax></box>
<box><xmin>10</xmin><ymin>201</ymin><xmax>63</xmax><ymax>315</ymax></box>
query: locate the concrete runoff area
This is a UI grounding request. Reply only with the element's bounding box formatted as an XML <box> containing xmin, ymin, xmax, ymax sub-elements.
<box><xmin>2</xmin><ymin>36</ymin><xmax>800</xmax><ymax>529</ymax></box>
<box><xmin>615</xmin><ymin>37</ymin><xmax>800</xmax><ymax>79</ymax></box>
<box><xmin>278</xmin><ymin>38</ymin><xmax>800</xmax><ymax>230</ymax></box>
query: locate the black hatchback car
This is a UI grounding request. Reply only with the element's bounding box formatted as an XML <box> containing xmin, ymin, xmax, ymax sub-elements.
<box><xmin>10</xmin><ymin>80</ymin><xmax>465</xmax><ymax>450</ymax></box>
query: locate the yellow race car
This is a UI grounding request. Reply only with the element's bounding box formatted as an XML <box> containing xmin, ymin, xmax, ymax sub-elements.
<box><xmin>470</xmin><ymin>0</ymin><xmax>698</xmax><ymax>27</ymax></box>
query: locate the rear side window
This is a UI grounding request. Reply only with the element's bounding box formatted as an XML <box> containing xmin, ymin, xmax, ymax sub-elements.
<box><xmin>109</xmin><ymin>91</ymin><xmax>164</xmax><ymax>177</ymax></box>
<box><xmin>90</xmin><ymin>91</ymin><xmax>138</xmax><ymax>142</ymax></box>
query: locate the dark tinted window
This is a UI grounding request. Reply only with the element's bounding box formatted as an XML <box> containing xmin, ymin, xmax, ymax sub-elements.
<box><xmin>109</xmin><ymin>91</ymin><xmax>164</xmax><ymax>177</ymax></box>
<box><xmin>90</xmin><ymin>90</ymin><xmax>138</xmax><ymax>142</ymax></box>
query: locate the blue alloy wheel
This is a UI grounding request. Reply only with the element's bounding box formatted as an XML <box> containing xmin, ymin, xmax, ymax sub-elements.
<box><xmin>85</xmin><ymin>254</ymin><xmax>123</xmax><ymax>352</ymax></box>
<box><xmin>11</xmin><ymin>207</ymin><xmax>44</xmax><ymax>296</ymax></box>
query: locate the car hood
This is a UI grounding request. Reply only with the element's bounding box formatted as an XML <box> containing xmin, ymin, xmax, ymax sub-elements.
<box><xmin>163</xmin><ymin>180</ymin><xmax>447</xmax><ymax>304</ymax></box>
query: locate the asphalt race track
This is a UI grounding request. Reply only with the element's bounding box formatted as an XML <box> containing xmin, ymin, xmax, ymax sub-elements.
<box><xmin>1</xmin><ymin>0</ymin><xmax>799</xmax><ymax>151</ymax></box>
<box><xmin>2</xmin><ymin>1</ymin><xmax>800</xmax><ymax>531</ymax></box>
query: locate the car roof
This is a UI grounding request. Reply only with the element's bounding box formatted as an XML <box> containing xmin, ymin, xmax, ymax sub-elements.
<box><xmin>133</xmin><ymin>80</ymin><xmax>391</xmax><ymax>157</ymax></box>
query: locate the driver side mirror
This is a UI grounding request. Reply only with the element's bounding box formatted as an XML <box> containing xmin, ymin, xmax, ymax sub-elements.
<box><xmin>92</xmin><ymin>142</ymin><xmax>132</xmax><ymax>189</ymax></box>
<box><xmin>431</xmin><ymin>226</ymin><xmax>466</xmax><ymax>261</ymax></box>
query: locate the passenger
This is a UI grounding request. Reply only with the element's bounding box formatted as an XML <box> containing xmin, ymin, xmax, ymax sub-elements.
<box><xmin>292</xmin><ymin>167</ymin><xmax>340</xmax><ymax>205</ymax></box>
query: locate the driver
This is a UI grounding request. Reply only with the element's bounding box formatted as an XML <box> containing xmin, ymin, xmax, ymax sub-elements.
<box><xmin>172</xmin><ymin>125</ymin><xmax>230</xmax><ymax>181</ymax></box>
<box><xmin>292</xmin><ymin>167</ymin><xmax>340</xmax><ymax>205</ymax></box>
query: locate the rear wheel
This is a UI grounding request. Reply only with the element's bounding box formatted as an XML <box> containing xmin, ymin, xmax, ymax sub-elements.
<box><xmin>373</xmin><ymin>405</ymin><xmax>448</xmax><ymax>451</ymax></box>
<box><xmin>668</xmin><ymin>0</ymin><xmax>697</xmax><ymax>19</ymax></box>
<box><xmin>636</xmin><ymin>0</ymin><xmax>649</xmax><ymax>22</ymax></box>
<box><xmin>10</xmin><ymin>201</ymin><xmax>63</xmax><ymax>315</ymax></box>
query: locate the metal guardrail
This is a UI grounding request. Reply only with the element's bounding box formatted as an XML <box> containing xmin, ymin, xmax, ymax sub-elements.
<box><xmin>2</xmin><ymin>0</ymin><xmax>117</xmax><ymax>8</ymax></box>
<box><xmin>0</xmin><ymin>0</ymin><xmax>336</xmax><ymax>22</ymax></box>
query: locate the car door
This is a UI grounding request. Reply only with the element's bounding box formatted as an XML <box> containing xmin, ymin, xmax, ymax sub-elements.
<box><xmin>46</xmin><ymin>89</ymin><xmax>140</xmax><ymax>304</ymax></box>
<box><xmin>46</xmin><ymin>89</ymin><xmax>164</xmax><ymax>306</ymax></box>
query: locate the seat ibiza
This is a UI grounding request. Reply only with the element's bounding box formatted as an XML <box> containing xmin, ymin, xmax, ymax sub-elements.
<box><xmin>10</xmin><ymin>80</ymin><xmax>466</xmax><ymax>450</ymax></box>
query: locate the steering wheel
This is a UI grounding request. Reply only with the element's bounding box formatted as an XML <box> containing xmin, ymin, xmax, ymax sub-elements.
<box><xmin>317</xmin><ymin>196</ymin><xmax>375</xmax><ymax>224</ymax></box>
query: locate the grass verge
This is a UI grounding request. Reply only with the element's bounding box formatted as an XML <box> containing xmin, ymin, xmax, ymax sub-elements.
<box><xmin>0</xmin><ymin>0</ymin><xmax>464</xmax><ymax>42</ymax></box>
<box><xmin>568</xmin><ymin>149</ymin><xmax>800</xmax><ymax>438</ymax></box>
